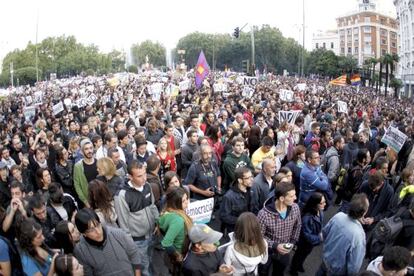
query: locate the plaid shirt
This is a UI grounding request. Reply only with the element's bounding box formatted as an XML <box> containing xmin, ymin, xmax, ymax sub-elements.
<box><xmin>257</xmin><ymin>200</ymin><xmax>302</xmax><ymax>250</ymax></box>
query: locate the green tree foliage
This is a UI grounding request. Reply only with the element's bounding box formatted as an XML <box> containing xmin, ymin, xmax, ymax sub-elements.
<box><xmin>305</xmin><ymin>49</ymin><xmax>339</xmax><ymax>77</ymax></box>
<box><xmin>131</xmin><ymin>40</ymin><xmax>166</xmax><ymax>67</ymax></box>
<box><xmin>127</xmin><ymin>65</ymin><xmax>138</xmax><ymax>73</ymax></box>
<box><xmin>390</xmin><ymin>77</ymin><xmax>403</xmax><ymax>98</ymax></box>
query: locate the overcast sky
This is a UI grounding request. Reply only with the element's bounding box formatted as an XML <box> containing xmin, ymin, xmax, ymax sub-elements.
<box><xmin>0</xmin><ymin>0</ymin><xmax>396</xmax><ymax>60</ymax></box>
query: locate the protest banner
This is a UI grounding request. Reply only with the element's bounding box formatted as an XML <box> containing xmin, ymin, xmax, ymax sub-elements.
<box><xmin>76</xmin><ymin>98</ymin><xmax>87</xmax><ymax>108</ymax></box>
<box><xmin>242</xmin><ymin>76</ymin><xmax>258</xmax><ymax>86</ymax></box>
<box><xmin>278</xmin><ymin>110</ymin><xmax>301</xmax><ymax>124</ymax></box>
<box><xmin>52</xmin><ymin>102</ymin><xmax>64</xmax><ymax>116</ymax></box>
<box><xmin>279</xmin><ymin>89</ymin><xmax>294</xmax><ymax>102</ymax></box>
<box><xmin>337</xmin><ymin>100</ymin><xmax>348</xmax><ymax>113</ymax></box>
<box><xmin>86</xmin><ymin>93</ymin><xmax>97</xmax><ymax>106</ymax></box>
<box><xmin>242</xmin><ymin>86</ymin><xmax>255</xmax><ymax>98</ymax></box>
<box><xmin>179</xmin><ymin>80</ymin><xmax>190</xmax><ymax>91</ymax></box>
<box><xmin>381</xmin><ymin>126</ymin><xmax>408</xmax><ymax>153</ymax></box>
<box><xmin>185</xmin><ymin>197</ymin><xmax>214</xmax><ymax>224</ymax></box>
<box><xmin>297</xmin><ymin>83</ymin><xmax>307</xmax><ymax>91</ymax></box>
<box><xmin>213</xmin><ymin>83</ymin><xmax>228</xmax><ymax>92</ymax></box>
<box><xmin>23</xmin><ymin>106</ymin><xmax>36</xmax><ymax>121</ymax></box>
<box><xmin>25</xmin><ymin>96</ymin><xmax>32</xmax><ymax>105</ymax></box>
<box><xmin>33</xmin><ymin>91</ymin><xmax>43</xmax><ymax>105</ymax></box>
<box><xmin>63</xmin><ymin>98</ymin><xmax>72</xmax><ymax>108</ymax></box>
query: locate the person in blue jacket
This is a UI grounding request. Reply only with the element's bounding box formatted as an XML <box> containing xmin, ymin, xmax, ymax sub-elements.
<box><xmin>289</xmin><ymin>192</ymin><xmax>326</xmax><ymax>275</ymax></box>
<box><xmin>299</xmin><ymin>149</ymin><xmax>333</xmax><ymax>207</ymax></box>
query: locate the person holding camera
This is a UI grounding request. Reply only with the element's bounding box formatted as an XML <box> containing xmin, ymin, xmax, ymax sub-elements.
<box><xmin>184</xmin><ymin>144</ymin><xmax>221</xmax><ymax>200</ymax></box>
<box><xmin>220</xmin><ymin>167</ymin><xmax>257</xmax><ymax>234</ymax></box>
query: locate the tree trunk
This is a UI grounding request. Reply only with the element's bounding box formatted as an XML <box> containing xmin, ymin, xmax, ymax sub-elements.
<box><xmin>371</xmin><ymin>63</ymin><xmax>376</xmax><ymax>88</ymax></box>
<box><xmin>385</xmin><ymin>63</ymin><xmax>389</xmax><ymax>97</ymax></box>
<box><xmin>379</xmin><ymin>62</ymin><xmax>383</xmax><ymax>95</ymax></box>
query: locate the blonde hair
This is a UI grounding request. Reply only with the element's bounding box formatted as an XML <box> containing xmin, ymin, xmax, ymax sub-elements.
<box><xmin>157</xmin><ymin>137</ymin><xmax>173</xmax><ymax>156</ymax></box>
<box><xmin>97</xmin><ymin>157</ymin><xmax>117</xmax><ymax>177</ymax></box>
<box><xmin>69</xmin><ymin>137</ymin><xmax>80</xmax><ymax>152</ymax></box>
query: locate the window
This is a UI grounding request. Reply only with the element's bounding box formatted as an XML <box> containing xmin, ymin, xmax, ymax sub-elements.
<box><xmin>316</xmin><ymin>43</ymin><xmax>319</xmax><ymax>48</ymax></box>
<box><xmin>355</xmin><ymin>47</ymin><xmax>359</xmax><ymax>54</ymax></box>
<box><xmin>382</xmin><ymin>49</ymin><xmax>387</xmax><ymax>56</ymax></box>
<box><xmin>341</xmin><ymin>47</ymin><xmax>345</xmax><ymax>54</ymax></box>
<box><xmin>364</xmin><ymin>26</ymin><xmax>371</xmax><ymax>33</ymax></box>
<box><xmin>347</xmin><ymin>28</ymin><xmax>352</xmax><ymax>35</ymax></box>
<box><xmin>331</xmin><ymin>42</ymin><xmax>334</xmax><ymax>49</ymax></box>
<box><xmin>391</xmin><ymin>42</ymin><xmax>396</xmax><ymax>48</ymax></box>
<box><xmin>354</xmin><ymin>27</ymin><xmax>359</xmax><ymax>34</ymax></box>
<box><xmin>348</xmin><ymin>47</ymin><xmax>352</xmax><ymax>54</ymax></box>
<box><xmin>323</xmin><ymin>42</ymin><xmax>326</xmax><ymax>48</ymax></box>
<box><xmin>339</xmin><ymin>30</ymin><xmax>345</xmax><ymax>35</ymax></box>
<box><xmin>390</xmin><ymin>32</ymin><xmax>397</xmax><ymax>39</ymax></box>
<box><xmin>365</xmin><ymin>35</ymin><xmax>372</xmax><ymax>42</ymax></box>
<box><xmin>380</xmin><ymin>18</ymin><xmax>386</xmax><ymax>25</ymax></box>
<box><xmin>381</xmin><ymin>39</ymin><xmax>387</xmax><ymax>45</ymax></box>
<box><xmin>365</xmin><ymin>17</ymin><xmax>371</xmax><ymax>23</ymax></box>
<box><xmin>380</xmin><ymin>29</ymin><xmax>387</xmax><ymax>36</ymax></box>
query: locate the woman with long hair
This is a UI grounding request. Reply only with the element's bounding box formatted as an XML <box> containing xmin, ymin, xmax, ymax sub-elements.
<box><xmin>54</xmin><ymin>146</ymin><xmax>75</xmax><ymax>195</ymax></box>
<box><xmin>54</xmin><ymin>221</ymin><xmax>80</xmax><ymax>254</ymax></box>
<box><xmin>206</xmin><ymin>125</ymin><xmax>224</xmax><ymax>164</ymax></box>
<box><xmin>224</xmin><ymin>212</ymin><xmax>268</xmax><ymax>275</ymax></box>
<box><xmin>96</xmin><ymin>157</ymin><xmax>123</xmax><ymax>197</ymax></box>
<box><xmin>289</xmin><ymin>192</ymin><xmax>326</xmax><ymax>275</ymax></box>
<box><xmin>156</xmin><ymin>186</ymin><xmax>193</xmax><ymax>275</ymax></box>
<box><xmin>247</xmin><ymin>126</ymin><xmax>261</xmax><ymax>158</ymax></box>
<box><xmin>87</xmin><ymin>179</ymin><xmax>118</xmax><ymax>228</ymax></box>
<box><xmin>36</xmin><ymin>168</ymin><xmax>53</xmax><ymax>201</ymax></box>
<box><xmin>157</xmin><ymin>137</ymin><xmax>176</xmax><ymax>172</ymax></box>
<box><xmin>18</xmin><ymin>218</ymin><xmax>57</xmax><ymax>276</ymax></box>
<box><xmin>54</xmin><ymin>254</ymin><xmax>84</xmax><ymax>276</ymax></box>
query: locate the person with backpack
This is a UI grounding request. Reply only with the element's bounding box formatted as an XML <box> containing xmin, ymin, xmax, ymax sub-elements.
<box><xmin>299</xmin><ymin>149</ymin><xmax>332</xmax><ymax>207</ymax></box>
<box><xmin>393</xmin><ymin>199</ymin><xmax>414</xmax><ymax>251</ymax></box>
<box><xmin>323</xmin><ymin>135</ymin><xmax>345</xmax><ymax>192</ymax></box>
<box><xmin>338</xmin><ymin>149</ymin><xmax>371</xmax><ymax>212</ymax></box>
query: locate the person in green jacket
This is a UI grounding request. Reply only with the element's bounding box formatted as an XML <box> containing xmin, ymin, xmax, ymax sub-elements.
<box><xmin>156</xmin><ymin>186</ymin><xmax>193</xmax><ymax>276</ymax></box>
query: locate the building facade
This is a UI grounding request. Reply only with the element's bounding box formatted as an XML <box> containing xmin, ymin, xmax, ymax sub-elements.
<box><xmin>312</xmin><ymin>30</ymin><xmax>340</xmax><ymax>55</ymax></box>
<box><xmin>336</xmin><ymin>0</ymin><xmax>398</xmax><ymax>66</ymax></box>
<box><xmin>394</xmin><ymin>0</ymin><xmax>414</xmax><ymax>98</ymax></box>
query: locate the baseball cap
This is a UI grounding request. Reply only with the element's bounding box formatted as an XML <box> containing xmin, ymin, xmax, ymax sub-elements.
<box><xmin>188</xmin><ymin>224</ymin><xmax>223</xmax><ymax>244</ymax></box>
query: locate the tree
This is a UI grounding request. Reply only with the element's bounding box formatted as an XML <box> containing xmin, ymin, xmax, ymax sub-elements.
<box><xmin>108</xmin><ymin>50</ymin><xmax>126</xmax><ymax>73</ymax></box>
<box><xmin>390</xmin><ymin>77</ymin><xmax>403</xmax><ymax>98</ymax></box>
<box><xmin>378</xmin><ymin>56</ymin><xmax>384</xmax><ymax>95</ymax></box>
<box><xmin>127</xmin><ymin>65</ymin><xmax>138</xmax><ymax>73</ymax></box>
<box><xmin>305</xmin><ymin>48</ymin><xmax>339</xmax><ymax>77</ymax></box>
<box><xmin>382</xmin><ymin>53</ymin><xmax>394</xmax><ymax>97</ymax></box>
<box><xmin>14</xmin><ymin>66</ymin><xmax>40</xmax><ymax>86</ymax></box>
<box><xmin>131</xmin><ymin>40</ymin><xmax>166</xmax><ymax>67</ymax></box>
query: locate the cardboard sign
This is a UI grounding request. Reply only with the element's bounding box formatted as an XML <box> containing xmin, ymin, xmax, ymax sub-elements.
<box><xmin>86</xmin><ymin>93</ymin><xmax>97</xmax><ymax>106</ymax></box>
<box><xmin>213</xmin><ymin>83</ymin><xmax>228</xmax><ymax>92</ymax></box>
<box><xmin>279</xmin><ymin>89</ymin><xmax>294</xmax><ymax>102</ymax></box>
<box><xmin>64</xmin><ymin>98</ymin><xmax>72</xmax><ymax>107</ymax></box>
<box><xmin>179</xmin><ymin>80</ymin><xmax>190</xmax><ymax>91</ymax></box>
<box><xmin>149</xmin><ymin>83</ymin><xmax>163</xmax><ymax>95</ymax></box>
<box><xmin>297</xmin><ymin>83</ymin><xmax>307</xmax><ymax>91</ymax></box>
<box><xmin>242</xmin><ymin>76</ymin><xmax>258</xmax><ymax>86</ymax></box>
<box><xmin>278</xmin><ymin>110</ymin><xmax>301</xmax><ymax>124</ymax></box>
<box><xmin>381</xmin><ymin>126</ymin><xmax>408</xmax><ymax>153</ymax></box>
<box><xmin>185</xmin><ymin>197</ymin><xmax>214</xmax><ymax>224</ymax></box>
<box><xmin>23</xmin><ymin>106</ymin><xmax>36</xmax><ymax>121</ymax></box>
<box><xmin>52</xmin><ymin>102</ymin><xmax>64</xmax><ymax>116</ymax></box>
<box><xmin>242</xmin><ymin>86</ymin><xmax>255</xmax><ymax>98</ymax></box>
<box><xmin>337</xmin><ymin>100</ymin><xmax>348</xmax><ymax>113</ymax></box>
<box><xmin>76</xmin><ymin>98</ymin><xmax>87</xmax><ymax>108</ymax></box>
<box><xmin>33</xmin><ymin>91</ymin><xmax>43</xmax><ymax>105</ymax></box>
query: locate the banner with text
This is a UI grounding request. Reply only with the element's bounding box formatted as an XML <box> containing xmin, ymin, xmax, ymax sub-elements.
<box><xmin>381</xmin><ymin>126</ymin><xmax>408</xmax><ymax>153</ymax></box>
<box><xmin>278</xmin><ymin>110</ymin><xmax>302</xmax><ymax>124</ymax></box>
<box><xmin>337</xmin><ymin>100</ymin><xmax>348</xmax><ymax>113</ymax></box>
<box><xmin>185</xmin><ymin>197</ymin><xmax>214</xmax><ymax>224</ymax></box>
<box><xmin>279</xmin><ymin>89</ymin><xmax>294</xmax><ymax>102</ymax></box>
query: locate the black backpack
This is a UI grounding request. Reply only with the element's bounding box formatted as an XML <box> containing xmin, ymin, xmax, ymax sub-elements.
<box><xmin>0</xmin><ymin>236</ymin><xmax>24</xmax><ymax>276</ymax></box>
<box><xmin>367</xmin><ymin>208</ymin><xmax>414</xmax><ymax>260</ymax></box>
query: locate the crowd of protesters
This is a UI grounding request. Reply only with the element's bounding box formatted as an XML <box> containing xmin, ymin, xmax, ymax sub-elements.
<box><xmin>0</xmin><ymin>69</ymin><xmax>414</xmax><ymax>276</ymax></box>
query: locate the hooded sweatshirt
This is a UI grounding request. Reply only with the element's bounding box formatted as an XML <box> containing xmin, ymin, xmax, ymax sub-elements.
<box><xmin>222</xmin><ymin>152</ymin><xmax>254</xmax><ymax>187</ymax></box>
<box><xmin>366</xmin><ymin>256</ymin><xmax>382</xmax><ymax>275</ymax></box>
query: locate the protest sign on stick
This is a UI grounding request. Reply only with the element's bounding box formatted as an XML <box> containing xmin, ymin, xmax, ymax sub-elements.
<box><xmin>381</xmin><ymin>126</ymin><xmax>408</xmax><ymax>153</ymax></box>
<box><xmin>278</xmin><ymin>110</ymin><xmax>301</xmax><ymax>124</ymax></box>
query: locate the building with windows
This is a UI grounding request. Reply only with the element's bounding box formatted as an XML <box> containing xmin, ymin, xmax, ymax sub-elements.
<box><xmin>312</xmin><ymin>30</ymin><xmax>340</xmax><ymax>55</ymax></box>
<box><xmin>394</xmin><ymin>0</ymin><xmax>414</xmax><ymax>98</ymax></box>
<box><xmin>336</xmin><ymin>0</ymin><xmax>398</xmax><ymax>66</ymax></box>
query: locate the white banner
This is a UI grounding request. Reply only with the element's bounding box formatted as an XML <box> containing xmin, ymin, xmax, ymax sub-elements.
<box><xmin>297</xmin><ymin>83</ymin><xmax>307</xmax><ymax>91</ymax></box>
<box><xmin>179</xmin><ymin>80</ymin><xmax>190</xmax><ymax>91</ymax></box>
<box><xmin>149</xmin><ymin>83</ymin><xmax>163</xmax><ymax>95</ymax></box>
<box><xmin>242</xmin><ymin>76</ymin><xmax>258</xmax><ymax>86</ymax></box>
<box><xmin>33</xmin><ymin>91</ymin><xmax>43</xmax><ymax>105</ymax></box>
<box><xmin>185</xmin><ymin>197</ymin><xmax>214</xmax><ymax>224</ymax></box>
<box><xmin>279</xmin><ymin>89</ymin><xmax>294</xmax><ymax>102</ymax></box>
<box><xmin>242</xmin><ymin>86</ymin><xmax>255</xmax><ymax>98</ymax></box>
<box><xmin>86</xmin><ymin>93</ymin><xmax>97</xmax><ymax>106</ymax></box>
<box><xmin>76</xmin><ymin>98</ymin><xmax>87</xmax><ymax>108</ymax></box>
<box><xmin>381</xmin><ymin>126</ymin><xmax>408</xmax><ymax>153</ymax></box>
<box><xmin>213</xmin><ymin>83</ymin><xmax>228</xmax><ymax>92</ymax></box>
<box><xmin>278</xmin><ymin>110</ymin><xmax>302</xmax><ymax>124</ymax></box>
<box><xmin>63</xmin><ymin>98</ymin><xmax>72</xmax><ymax>107</ymax></box>
<box><xmin>23</xmin><ymin>106</ymin><xmax>36</xmax><ymax>121</ymax></box>
<box><xmin>337</xmin><ymin>100</ymin><xmax>348</xmax><ymax>113</ymax></box>
<box><xmin>52</xmin><ymin>102</ymin><xmax>64</xmax><ymax>116</ymax></box>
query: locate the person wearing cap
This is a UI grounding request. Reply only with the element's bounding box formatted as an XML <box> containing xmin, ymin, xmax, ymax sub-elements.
<box><xmin>182</xmin><ymin>224</ymin><xmax>232</xmax><ymax>276</ymax></box>
<box><xmin>74</xmin><ymin>138</ymin><xmax>98</xmax><ymax>208</ymax></box>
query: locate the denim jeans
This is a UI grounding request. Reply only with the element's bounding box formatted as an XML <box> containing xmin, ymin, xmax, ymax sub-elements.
<box><xmin>135</xmin><ymin>237</ymin><xmax>153</xmax><ymax>276</ymax></box>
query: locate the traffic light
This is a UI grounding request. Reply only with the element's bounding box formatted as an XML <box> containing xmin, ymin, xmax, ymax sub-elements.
<box><xmin>233</xmin><ymin>27</ymin><xmax>240</xmax><ymax>38</ymax></box>
<box><xmin>242</xmin><ymin>59</ymin><xmax>250</xmax><ymax>74</ymax></box>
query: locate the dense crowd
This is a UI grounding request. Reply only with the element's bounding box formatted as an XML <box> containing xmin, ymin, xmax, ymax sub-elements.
<box><xmin>0</xmin><ymin>70</ymin><xmax>414</xmax><ymax>276</ymax></box>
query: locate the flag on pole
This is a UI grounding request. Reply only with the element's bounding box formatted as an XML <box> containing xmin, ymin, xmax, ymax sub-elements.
<box><xmin>329</xmin><ymin>75</ymin><xmax>347</xmax><ymax>86</ymax></box>
<box><xmin>350</xmin><ymin>74</ymin><xmax>361</xmax><ymax>86</ymax></box>
<box><xmin>195</xmin><ymin>51</ymin><xmax>210</xmax><ymax>89</ymax></box>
